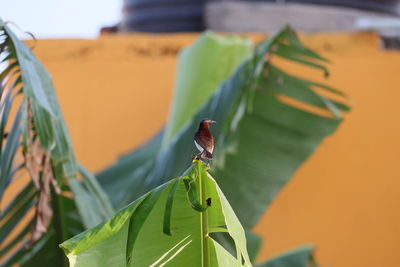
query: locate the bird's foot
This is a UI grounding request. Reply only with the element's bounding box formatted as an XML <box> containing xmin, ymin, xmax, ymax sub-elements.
<box><xmin>206</xmin><ymin>159</ymin><xmax>212</xmax><ymax>168</ymax></box>
<box><xmin>191</xmin><ymin>154</ymin><xmax>200</xmax><ymax>161</ymax></box>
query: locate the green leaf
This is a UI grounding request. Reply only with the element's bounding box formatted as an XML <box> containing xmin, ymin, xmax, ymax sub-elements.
<box><xmin>4</xmin><ymin>26</ymin><xmax>55</xmax><ymax>117</ymax></box>
<box><xmin>274</xmin><ymin>45</ymin><xmax>329</xmax><ymax>76</ymax></box>
<box><xmin>61</xmin><ymin>161</ymin><xmax>251</xmax><ymax>267</ymax></box>
<box><xmin>78</xmin><ymin>163</ymin><xmax>114</xmax><ymax>216</ymax></box>
<box><xmin>0</xmin><ymin>83</ymin><xmax>15</xmax><ymax>158</ymax></box>
<box><xmin>213</xmin><ymin>81</ymin><xmax>342</xmax><ymax>228</ymax></box>
<box><xmin>0</xmin><ymin>191</ymin><xmax>83</xmax><ymax>266</ymax></box>
<box><xmin>162</xmin><ymin>31</ymin><xmax>252</xmax><ymax>148</ymax></box>
<box><xmin>125</xmin><ymin>186</ymin><xmax>163</xmax><ymax>264</ymax></box>
<box><xmin>210</xmin><ymin>238</ymin><xmax>238</xmax><ymax>266</ymax></box>
<box><xmin>0</xmin><ymin>223</ymin><xmax>31</xmax><ymax>258</ymax></box>
<box><xmin>246</xmin><ymin>231</ymin><xmax>262</xmax><ymax>263</ymax></box>
<box><xmin>3</xmin><ymin>231</ymin><xmax>53</xmax><ymax>267</ymax></box>
<box><xmin>69</xmin><ymin>164</ymin><xmax>114</xmax><ymax>229</ymax></box>
<box><xmin>69</xmin><ymin>180</ymin><xmax>109</xmax><ymax>229</ymax></box>
<box><xmin>0</xmin><ymin>182</ymin><xmax>34</xmax><ymax>220</ymax></box>
<box><xmin>0</xmin><ymin>196</ymin><xmax>33</xmax><ymax>243</ymax></box>
<box><xmin>163</xmin><ymin>179</ymin><xmax>179</xmax><ymax>236</ymax></box>
<box><xmin>95</xmin><ymin>27</ymin><xmax>349</xmax><ymax>265</ymax></box>
<box><xmin>0</xmin><ymin>19</ymin><xmax>114</xmax><ymax>266</ymax></box>
<box><xmin>2</xmin><ymin>19</ymin><xmax>78</xmax><ymax>182</ymax></box>
<box><xmin>98</xmin><ymin>27</ymin><xmax>349</xmax><ymax>229</ymax></box>
<box><xmin>97</xmin><ymin>129</ymin><xmax>164</xmax><ymax>208</ymax></box>
<box><xmin>256</xmin><ymin>245</ymin><xmax>317</xmax><ymax>267</ymax></box>
<box><xmin>266</xmin><ymin>65</ymin><xmax>349</xmax><ymax>114</ymax></box>
<box><xmin>0</xmin><ymin>106</ymin><xmax>22</xmax><ymax>198</ymax></box>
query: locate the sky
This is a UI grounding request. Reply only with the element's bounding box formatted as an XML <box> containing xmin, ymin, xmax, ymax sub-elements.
<box><xmin>0</xmin><ymin>0</ymin><xmax>122</xmax><ymax>39</ymax></box>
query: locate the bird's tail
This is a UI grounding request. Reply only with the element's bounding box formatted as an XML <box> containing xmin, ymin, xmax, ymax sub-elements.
<box><xmin>202</xmin><ymin>150</ymin><xmax>213</xmax><ymax>160</ymax></box>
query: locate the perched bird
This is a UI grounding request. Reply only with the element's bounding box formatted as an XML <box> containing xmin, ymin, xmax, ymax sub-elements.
<box><xmin>194</xmin><ymin>119</ymin><xmax>216</xmax><ymax>160</ymax></box>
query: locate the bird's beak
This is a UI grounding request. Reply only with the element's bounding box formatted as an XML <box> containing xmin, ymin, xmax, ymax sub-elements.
<box><xmin>210</xmin><ymin>120</ymin><xmax>217</xmax><ymax>124</ymax></box>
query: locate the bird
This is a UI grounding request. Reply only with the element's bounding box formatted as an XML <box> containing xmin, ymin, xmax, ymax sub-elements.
<box><xmin>194</xmin><ymin>119</ymin><xmax>216</xmax><ymax>161</ymax></box>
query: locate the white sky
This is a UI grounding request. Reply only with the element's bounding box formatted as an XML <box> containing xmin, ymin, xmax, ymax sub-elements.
<box><xmin>0</xmin><ymin>0</ymin><xmax>122</xmax><ymax>39</ymax></box>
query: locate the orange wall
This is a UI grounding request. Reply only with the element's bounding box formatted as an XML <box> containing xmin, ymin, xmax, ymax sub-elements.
<box><xmin>30</xmin><ymin>32</ymin><xmax>400</xmax><ymax>267</ymax></box>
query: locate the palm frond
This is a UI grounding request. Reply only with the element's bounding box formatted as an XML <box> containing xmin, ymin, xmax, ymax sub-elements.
<box><xmin>0</xmin><ymin>19</ymin><xmax>114</xmax><ymax>265</ymax></box>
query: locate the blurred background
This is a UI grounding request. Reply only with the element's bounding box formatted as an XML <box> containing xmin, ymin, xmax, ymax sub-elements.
<box><xmin>1</xmin><ymin>0</ymin><xmax>400</xmax><ymax>266</ymax></box>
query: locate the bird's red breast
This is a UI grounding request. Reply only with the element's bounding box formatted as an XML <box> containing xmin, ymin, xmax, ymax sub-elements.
<box><xmin>194</xmin><ymin>119</ymin><xmax>216</xmax><ymax>160</ymax></box>
<box><xmin>194</xmin><ymin>128</ymin><xmax>214</xmax><ymax>153</ymax></box>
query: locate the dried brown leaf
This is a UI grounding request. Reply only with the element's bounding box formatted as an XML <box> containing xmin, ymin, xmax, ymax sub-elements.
<box><xmin>25</xmin><ymin>138</ymin><xmax>43</xmax><ymax>189</ymax></box>
<box><xmin>24</xmin><ymin>101</ymin><xmax>61</xmax><ymax>247</ymax></box>
<box><xmin>28</xmin><ymin>153</ymin><xmax>53</xmax><ymax>246</ymax></box>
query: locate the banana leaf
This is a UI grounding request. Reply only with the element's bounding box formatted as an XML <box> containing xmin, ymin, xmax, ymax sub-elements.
<box><xmin>162</xmin><ymin>31</ymin><xmax>252</xmax><ymax>148</ymax></box>
<box><xmin>256</xmin><ymin>245</ymin><xmax>317</xmax><ymax>267</ymax></box>
<box><xmin>61</xmin><ymin>160</ymin><xmax>251</xmax><ymax>267</ymax></box>
<box><xmin>96</xmin><ymin>27</ymin><xmax>349</xmax><ymax>264</ymax></box>
<box><xmin>97</xmin><ymin>27</ymin><xmax>349</xmax><ymax>229</ymax></box>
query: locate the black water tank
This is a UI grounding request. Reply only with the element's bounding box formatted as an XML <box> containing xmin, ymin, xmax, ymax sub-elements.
<box><xmin>246</xmin><ymin>0</ymin><xmax>400</xmax><ymax>16</ymax></box>
<box><xmin>119</xmin><ymin>0</ymin><xmax>207</xmax><ymax>33</ymax></box>
<box><xmin>118</xmin><ymin>0</ymin><xmax>399</xmax><ymax>33</ymax></box>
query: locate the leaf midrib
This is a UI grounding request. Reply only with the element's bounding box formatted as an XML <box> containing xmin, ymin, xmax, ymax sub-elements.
<box><xmin>198</xmin><ymin>164</ymin><xmax>209</xmax><ymax>267</ymax></box>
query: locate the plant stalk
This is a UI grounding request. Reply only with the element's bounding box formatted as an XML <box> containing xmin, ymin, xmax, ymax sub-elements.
<box><xmin>51</xmin><ymin>189</ymin><xmax>69</xmax><ymax>267</ymax></box>
<box><xmin>198</xmin><ymin>164</ymin><xmax>209</xmax><ymax>267</ymax></box>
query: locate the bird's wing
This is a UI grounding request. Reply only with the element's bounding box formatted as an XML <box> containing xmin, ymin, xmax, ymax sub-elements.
<box><xmin>194</xmin><ymin>134</ymin><xmax>214</xmax><ymax>153</ymax></box>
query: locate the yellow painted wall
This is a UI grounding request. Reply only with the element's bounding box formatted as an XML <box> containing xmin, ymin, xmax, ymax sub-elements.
<box><xmin>28</xmin><ymin>32</ymin><xmax>400</xmax><ymax>267</ymax></box>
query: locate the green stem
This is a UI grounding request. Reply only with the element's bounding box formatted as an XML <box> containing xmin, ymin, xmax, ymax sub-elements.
<box><xmin>51</xmin><ymin>189</ymin><xmax>68</xmax><ymax>267</ymax></box>
<box><xmin>198</xmin><ymin>164</ymin><xmax>209</xmax><ymax>267</ymax></box>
